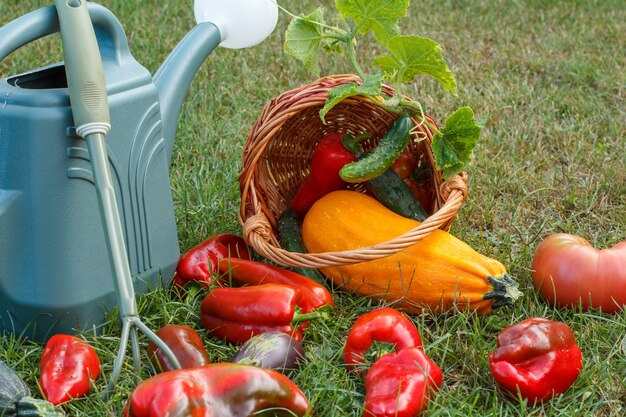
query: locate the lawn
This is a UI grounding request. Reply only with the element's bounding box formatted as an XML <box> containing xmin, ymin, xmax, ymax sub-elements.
<box><xmin>0</xmin><ymin>0</ymin><xmax>624</xmax><ymax>416</ymax></box>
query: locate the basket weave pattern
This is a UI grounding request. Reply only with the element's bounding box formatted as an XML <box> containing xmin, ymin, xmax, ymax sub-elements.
<box><xmin>239</xmin><ymin>74</ymin><xmax>468</xmax><ymax>268</ymax></box>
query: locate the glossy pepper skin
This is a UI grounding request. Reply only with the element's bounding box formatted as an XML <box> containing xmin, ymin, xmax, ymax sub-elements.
<box><xmin>291</xmin><ymin>132</ymin><xmax>356</xmax><ymax>217</ymax></box>
<box><xmin>344</xmin><ymin>307</ymin><xmax>422</xmax><ymax>374</ymax></box>
<box><xmin>172</xmin><ymin>233</ymin><xmax>250</xmax><ymax>288</ymax></box>
<box><xmin>147</xmin><ymin>325</ymin><xmax>210</xmax><ymax>372</ymax></box>
<box><xmin>200</xmin><ymin>284</ymin><xmax>321</xmax><ymax>344</ymax></box>
<box><xmin>39</xmin><ymin>334</ymin><xmax>101</xmax><ymax>405</ymax></box>
<box><xmin>489</xmin><ymin>317</ymin><xmax>583</xmax><ymax>403</ymax></box>
<box><xmin>364</xmin><ymin>347</ymin><xmax>443</xmax><ymax>417</ymax></box>
<box><xmin>124</xmin><ymin>363</ymin><xmax>311</xmax><ymax>417</ymax></box>
<box><xmin>218</xmin><ymin>257</ymin><xmax>333</xmax><ymax>313</ymax></box>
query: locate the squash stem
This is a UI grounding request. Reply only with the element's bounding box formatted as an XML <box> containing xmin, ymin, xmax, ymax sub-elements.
<box><xmin>484</xmin><ymin>274</ymin><xmax>522</xmax><ymax>308</ymax></box>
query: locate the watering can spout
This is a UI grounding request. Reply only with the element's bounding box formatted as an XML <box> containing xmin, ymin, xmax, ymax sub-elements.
<box><xmin>155</xmin><ymin>0</ymin><xmax>279</xmax><ymax>164</ymax></box>
<box><xmin>154</xmin><ymin>21</ymin><xmax>221</xmax><ymax>165</ymax></box>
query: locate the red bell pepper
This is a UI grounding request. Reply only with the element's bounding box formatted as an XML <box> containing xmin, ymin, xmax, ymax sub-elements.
<box><xmin>488</xmin><ymin>317</ymin><xmax>583</xmax><ymax>403</ymax></box>
<box><xmin>344</xmin><ymin>307</ymin><xmax>422</xmax><ymax>374</ymax></box>
<box><xmin>124</xmin><ymin>363</ymin><xmax>311</xmax><ymax>417</ymax></box>
<box><xmin>172</xmin><ymin>233</ymin><xmax>250</xmax><ymax>288</ymax></box>
<box><xmin>200</xmin><ymin>284</ymin><xmax>325</xmax><ymax>344</ymax></box>
<box><xmin>146</xmin><ymin>324</ymin><xmax>210</xmax><ymax>372</ymax></box>
<box><xmin>218</xmin><ymin>257</ymin><xmax>333</xmax><ymax>313</ymax></box>
<box><xmin>291</xmin><ymin>132</ymin><xmax>357</xmax><ymax>217</ymax></box>
<box><xmin>363</xmin><ymin>347</ymin><xmax>443</xmax><ymax>417</ymax></box>
<box><xmin>39</xmin><ymin>334</ymin><xmax>101</xmax><ymax>405</ymax></box>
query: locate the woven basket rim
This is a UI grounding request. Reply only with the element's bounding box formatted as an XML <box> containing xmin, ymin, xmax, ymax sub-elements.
<box><xmin>239</xmin><ymin>74</ymin><xmax>469</xmax><ymax>268</ymax></box>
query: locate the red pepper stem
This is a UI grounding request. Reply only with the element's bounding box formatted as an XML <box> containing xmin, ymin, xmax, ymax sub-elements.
<box><xmin>341</xmin><ymin>132</ymin><xmax>372</xmax><ymax>154</ymax></box>
<box><xmin>292</xmin><ymin>307</ymin><xmax>330</xmax><ymax>324</ymax></box>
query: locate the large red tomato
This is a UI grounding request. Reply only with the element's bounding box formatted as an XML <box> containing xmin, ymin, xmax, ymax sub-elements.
<box><xmin>532</xmin><ymin>234</ymin><xmax>626</xmax><ymax>313</ymax></box>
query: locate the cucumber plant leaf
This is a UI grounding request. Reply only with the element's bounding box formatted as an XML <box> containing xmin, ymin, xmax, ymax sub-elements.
<box><xmin>284</xmin><ymin>8</ymin><xmax>327</xmax><ymax>73</ymax></box>
<box><xmin>320</xmin><ymin>73</ymin><xmax>384</xmax><ymax>122</ymax></box>
<box><xmin>335</xmin><ymin>0</ymin><xmax>410</xmax><ymax>43</ymax></box>
<box><xmin>373</xmin><ymin>35</ymin><xmax>457</xmax><ymax>94</ymax></box>
<box><xmin>432</xmin><ymin>106</ymin><xmax>484</xmax><ymax>179</ymax></box>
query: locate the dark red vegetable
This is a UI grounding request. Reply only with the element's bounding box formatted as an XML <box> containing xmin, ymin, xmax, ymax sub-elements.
<box><xmin>231</xmin><ymin>331</ymin><xmax>305</xmax><ymax>375</ymax></box>
<box><xmin>403</xmin><ymin>177</ymin><xmax>433</xmax><ymax>214</ymax></box>
<box><xmin>218</xmin><ymin>257</ymin><xmax>333</xmax><ymax>313</ymax></box>
<box><xmin>172</xmin><ymin>233</ymin><xmax>250</xmax><ymax>289</ymax></box>
<box><xmin>488</xmin><ymin>317</ymin><xmax>583</xmax><ymax>403</ymax></box>
<box><xmin>39</xmin><ymin>334</ymin><xmax>101</xmax><ymax>405</ymax></box>
<box><xmin>200</xmin><ymin>284</ymin><xmax>325</xmax><ymax>344</ymax></box>
<box><xmin>146</xmin><ymin>324</ymin><xmax>210</xmax><ymax>372</ymax></box>
<box><xmin>344</xmin><ymin>307</ymin><xmax>422</xmax><ymax>375</ymax></box>
<box><xmin>363</xmin><ymin>347</ymin><xmax>443</xmax><ymax>417</ymax></box>
<box><xmin>124</xmin><ymin>363</ymin><xmax>311</xmax><ymax>417</ymax></box>
<box><xmin>291</xmin><ymin>132</ymin><xmax>356</xmax><ymax>217</ymax></box>
<box><xmin>390</xmin><ymin>147</ymin><xmax>416</xmax><ymax>179</ymax></box>
<box><xmin>391</xmin><ymin>150</ymin><xmax>434</xmax><ymax>213</ymax></box>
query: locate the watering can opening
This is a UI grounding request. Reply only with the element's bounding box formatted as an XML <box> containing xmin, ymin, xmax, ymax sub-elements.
<box><xmin>7</xmin><ymin>64</ymin><xmax>67</xmax><ymax>89</ymax></box>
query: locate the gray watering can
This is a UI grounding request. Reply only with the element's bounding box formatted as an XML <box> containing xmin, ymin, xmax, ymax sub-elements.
<box><xmin>0</xmin><ymin>0</ymin><xmax>278</xmax><ymax>342</ymax></box>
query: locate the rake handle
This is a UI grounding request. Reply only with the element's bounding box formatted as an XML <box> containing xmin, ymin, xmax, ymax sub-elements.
<box><xmin>53</xmin><ymin>0</ymin><xmax>110</xmax><ymax>136</ymax></box>
<box><xmin>53</xmin><ymin>0</ymin><xmax>182</xmax><ymax>395</ymax></box>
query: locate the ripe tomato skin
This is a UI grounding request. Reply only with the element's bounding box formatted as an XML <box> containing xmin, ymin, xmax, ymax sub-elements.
<box><xmin>531</xmin><ymin>234</ymin><xmax>626</xmax><ymax>313</ymax></box>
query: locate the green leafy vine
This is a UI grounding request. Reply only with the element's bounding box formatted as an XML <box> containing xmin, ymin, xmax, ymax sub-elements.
<box><xmin>280</xmin><ymin>0</ymin><xmax>486</xmax><ymax>179</ymax></box>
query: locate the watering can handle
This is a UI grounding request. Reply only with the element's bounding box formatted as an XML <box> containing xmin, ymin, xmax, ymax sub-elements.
<box><xmin>0</xmin><ymin>3</ymin><xmax>131</xmax><ymax>65</ymax></box>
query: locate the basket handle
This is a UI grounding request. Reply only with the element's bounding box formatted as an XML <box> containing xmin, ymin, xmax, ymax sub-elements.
<box><xmin>243</xmin><ymin>173</ymin><xmax>468</xmax><ymax>268</ymax></box>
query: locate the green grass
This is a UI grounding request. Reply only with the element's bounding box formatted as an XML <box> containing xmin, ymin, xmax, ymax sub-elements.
<box><xmin>1</xmin><ymin>0</ymin><xmax>625</xmax><ymax>416</ymax></box>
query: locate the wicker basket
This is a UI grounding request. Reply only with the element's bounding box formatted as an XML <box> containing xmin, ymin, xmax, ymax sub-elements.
<box><xmin>239</xmin><ymin>74</ymin><xmax>468</xmax><ymax>268</ymax></box>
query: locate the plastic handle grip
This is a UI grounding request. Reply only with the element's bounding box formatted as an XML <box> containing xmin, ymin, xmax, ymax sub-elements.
<box><xmin>53</xmin><ymin>0</ymin><xmax>110</xmax><ymax>133</ymax></box>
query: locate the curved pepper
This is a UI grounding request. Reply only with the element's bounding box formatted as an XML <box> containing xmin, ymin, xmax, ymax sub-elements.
<box><xmin>124</xmin><ymin>363</ymin><xmax>311</xmax><ymax>417</ymax></box>
<box><xmin>147</xmin><ymin>324</ymin><xmax>210</xmax><ymax>372</ymax></box>
<box><xmin>172</xmin><ymin>233</ymin><xmax>250</xmax><ymax>288</ymax></box>
<box><xmin>218</xmin><ymin>257</ymin><xmax>333</xmax><ymax>313</ymax></box>
<box><xmin>291</xmin><ymin>132</ymin><xmax>357</xmax><ymax>217</ymax></box>
<box><xmin>344</xmin><ymin>307</ymin><xmax>422</xmax><ymax>374</ymax></box>
<box><xmin>364</xmin><ymin>347</ymin><xmax>443</xmax><ymax>417</ymax></box>
<box><xmin>488</xmin><ymin>317</ymin><xmax>583</xmax><ymax>403</ymax></box>
<box><xmin>200</xmin><ymin>284</ymin><xmax>325</xmax><ymax>344</ymax></box>
<box><xmin>39</xmin><ymin>334</ymin><xmax>101</xmax><ymax>405</ymax></box>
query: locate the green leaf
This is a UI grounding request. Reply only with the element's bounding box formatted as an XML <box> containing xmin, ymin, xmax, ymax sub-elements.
<box><xmin>284</xmin><ymin>8</ymin><xmax>327</xmax><ymax>73</ymax></box>
<box><xmin>335</xmin><ymin>0</ymin><xmax>410</xmax><ymax>43</ymax></box>
<box><xmin>319</xmin><ymin>73</ymin><xmax>384</xmax><ymax>123</ymax></box>
<box><xmin>432</xmin><ymin>107</ymin><xmax>483</xmax><ymax>179</ymax></box>
<box><xmin>373</xmin><ymin>35</ymin><xmax>457</xmax><ymax>94</ymax></box>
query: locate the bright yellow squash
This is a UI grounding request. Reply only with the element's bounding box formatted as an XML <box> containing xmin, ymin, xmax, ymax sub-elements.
<box><xmin>302</xmin><ymin>190</ymin><xmax>521</xmax><ymax>315</ymax></box>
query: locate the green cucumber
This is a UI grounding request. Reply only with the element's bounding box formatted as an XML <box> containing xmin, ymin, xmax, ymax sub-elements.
<box><xmin>277</xmin><ymin>209</ymin><xmax>326</xmax><ymax>284</ymax></box>
<box><xmin>366</xmin><ymin>169</ymin><xmax>428</xmax><ymax>221</ymax></box>
<box><xmin>339</xmin><ymin>114</ymin><xmax>413</xmax><ymax>183</ymax></box>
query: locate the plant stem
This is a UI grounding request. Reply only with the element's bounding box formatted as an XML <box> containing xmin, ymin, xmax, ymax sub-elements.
<box><xmin>346</xmin><ymin>37</ymin><xmax>365</xmax><ymax>79</ymax></box>
<box><xmin>345</xmin><ymin>20</ymin><xmax>368</xmax><ymax>80</ymax></box>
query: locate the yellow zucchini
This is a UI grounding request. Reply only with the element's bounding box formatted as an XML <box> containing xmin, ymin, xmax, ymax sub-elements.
<box><xmin>302</xmin><ymin>190</ymin><xmax>521</xmax><ymax>314</ymax></box>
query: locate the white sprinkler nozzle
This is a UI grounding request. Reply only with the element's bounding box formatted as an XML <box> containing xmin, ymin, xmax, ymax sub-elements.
<box><xmin>194</xmin><ymin>0</ymin><xmax>279</xmax><ymax>49</ymax></box>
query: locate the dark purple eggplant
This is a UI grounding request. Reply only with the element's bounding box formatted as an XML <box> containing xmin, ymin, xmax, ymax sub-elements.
<box><xmin>231</xmin><ymin>331</ymin><xmax>304</xmax><ymax>374</ymax></box>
